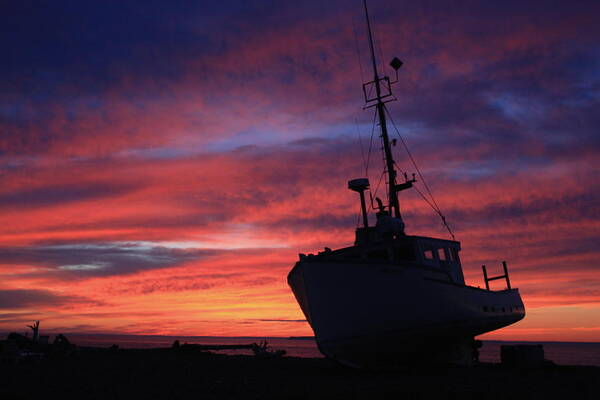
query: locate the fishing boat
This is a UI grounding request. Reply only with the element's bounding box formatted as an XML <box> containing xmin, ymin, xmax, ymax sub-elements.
<box><xmin>287</xmin><ymin>0</ymin><xmax>525</xmax><ymax>368</ymax></box>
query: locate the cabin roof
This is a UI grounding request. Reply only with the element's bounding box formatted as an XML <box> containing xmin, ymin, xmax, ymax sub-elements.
<box><xmin>404</xmin><ymin>235</ymin><xmax>461</xmax><ymax>247</ymax></box>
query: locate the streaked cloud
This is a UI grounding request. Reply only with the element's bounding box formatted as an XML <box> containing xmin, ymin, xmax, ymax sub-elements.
<box><xmin>0</xmin><ymin>0</ymin><xmax>598</xmax><ymax>340</ymax></box>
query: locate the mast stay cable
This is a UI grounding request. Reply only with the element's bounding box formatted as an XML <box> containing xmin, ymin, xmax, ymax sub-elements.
<box><xmin>370</xmin><ymin>169</ymin><xmax>387</xmax><ymax>210</ymax></box>
<box><xmin>356</xmin><ymin>118</ymin><xmax>367</xmax><ymax>173</ymax></box>
<box><xmin>352</xmin><ymin>17</ymin><xmax>366</xmax><ymax>86</ymax></box>
<box><xmin>365</xmin><ymin>110</ymin><xmax>377</xmax><ymax>177</ymax></box>
<box><xmin>384</xmin><ymin>107</ymin><xmax>456</xmax><ymax>240</ymax></box>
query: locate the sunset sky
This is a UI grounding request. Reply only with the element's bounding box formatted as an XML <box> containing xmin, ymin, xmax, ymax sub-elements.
<box><xmin>1</xmin><ymin>0</ymin><xmax>599</xmax><ymax>341</ymax></box>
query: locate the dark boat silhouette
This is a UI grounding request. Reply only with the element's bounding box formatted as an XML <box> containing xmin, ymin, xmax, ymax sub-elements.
<box><xmin>287</xmin><ymin>0</ymin><xmax>525</xmax><ymax>369</ymax></box>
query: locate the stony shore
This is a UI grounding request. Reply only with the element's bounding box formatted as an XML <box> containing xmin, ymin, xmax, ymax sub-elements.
<box><xmin>1</xmin><ymin>347</ymin><xmax>599</xmax><ymax>399</ymax></box>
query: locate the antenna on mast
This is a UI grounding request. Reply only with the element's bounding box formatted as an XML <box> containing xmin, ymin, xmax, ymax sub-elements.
<box><xmin>361</xmin><ymin>0</ymin><xmax>414</xmax><ymax>235</ymax></box>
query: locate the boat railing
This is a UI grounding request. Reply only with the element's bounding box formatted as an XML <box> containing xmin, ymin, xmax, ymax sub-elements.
<box><xmin>482</xmin><ymin>261</ymin><xmax>512</xmax><ymax>290</ymax></box>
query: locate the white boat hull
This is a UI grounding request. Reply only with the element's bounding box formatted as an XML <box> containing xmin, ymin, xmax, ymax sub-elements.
<box><xmin>289</xmin><ymin>260</ymin><xmax>525</xmax><ymax>368</ymax></box>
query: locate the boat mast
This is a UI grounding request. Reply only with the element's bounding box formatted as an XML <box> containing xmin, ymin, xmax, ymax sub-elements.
<box><xmin>363</xmin><ymin>0</ymin><xmax>403</xmax><ymax>224</ymax></box>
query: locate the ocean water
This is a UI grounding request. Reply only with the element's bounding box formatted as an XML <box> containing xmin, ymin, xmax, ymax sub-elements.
<box><xmin>28</xmin><ymin>334</ymin><xmax>600</xmax><ymax>366</ymax></box>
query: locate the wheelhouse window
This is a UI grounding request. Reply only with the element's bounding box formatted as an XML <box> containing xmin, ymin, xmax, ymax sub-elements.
<box><xmin>437</xmin><ymin>248</ymin><xmax>447</xmax><ymax>261</ymax></box>
<box><xmin>451</xmin><ymin>248</ymin><xmax>460</xmax><ymax>263</ymax></box>
<box><xmin>423</xmin><ymin>249</ymin><xmax>434</xmax><ymax>260</ymax></box>
<box><xmin>421</xmin><ymin>243</ymin><xmax>460</xmax><ymax>267</ymax></box>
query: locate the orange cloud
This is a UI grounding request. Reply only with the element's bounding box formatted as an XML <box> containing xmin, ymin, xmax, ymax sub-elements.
<box><xmin>1</xmin><ymin>1</ymin><xmax>599</xmax><ymax>341</ymax></box>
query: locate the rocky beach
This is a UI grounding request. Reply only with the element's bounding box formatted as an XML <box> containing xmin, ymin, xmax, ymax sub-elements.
<box><xmin>2</xmin><ymin>346</ymin><xmax>599</xmax><ymax>400</ymax></box>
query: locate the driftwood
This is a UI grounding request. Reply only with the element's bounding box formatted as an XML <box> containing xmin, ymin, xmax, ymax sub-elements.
<box><xmin>173</xmin><ymin>340</ymin><xmax>285</xmax><ymax>358</ymax></box>
<box><xmin>27</xmin><ymin>321</ymin><xmax>40</xmax><ymax>343</ymax></box>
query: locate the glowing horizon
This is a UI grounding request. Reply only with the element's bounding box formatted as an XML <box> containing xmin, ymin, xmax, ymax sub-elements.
<box><xmin>1</xmin><ymin>1</ymin><xmax>599</xmax><ymax>342</ymax></box>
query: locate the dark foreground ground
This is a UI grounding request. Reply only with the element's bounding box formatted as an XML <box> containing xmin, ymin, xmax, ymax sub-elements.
<box><xmin>1</xmin><ymin>348</ymin><xmax>599</xmax><ymax>400</ymax></box>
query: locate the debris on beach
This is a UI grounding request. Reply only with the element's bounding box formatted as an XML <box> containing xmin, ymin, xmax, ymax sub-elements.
<box><xmin>0</xmin><ymin>321</ymin><xmax>77</xmax><ymax>363</ymax></box>
<box><xmin>170</xmin><ymin>339</ymin><xmax>285</xmax><ymax>358</ymax></box>
<box><xmin>251</xmin><ymin>340</ymin><xmax>286</xmax><ymax>358</ymax></box>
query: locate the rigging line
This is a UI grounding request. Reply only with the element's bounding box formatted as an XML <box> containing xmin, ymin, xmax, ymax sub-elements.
<box><xmin>413</xmin><ymin>186</ymin><xmax>455</xmax><ymax>240</ymax></box>
<box><xmin>393</xmin><ymin>158</ymin><xmax>438</xmax><ymax>212</ymax></box>
<box><xmin>370</xmin><ymin>170</ymin><xmax>386</xmax><ymax>210</ymax></box>
<box><xmin>366</xmin><ymin>6</ymin><xmax>385</xmax><ymax>80</ymax></box>
<box><xmin>352</xmin><ymin>17</ymin><xmax>366</xmax><ymax>86</ymax></box>
<box><xmin>375</xmin><ymin>25</ymin><xmax>387</xmax><ymax>82</ymax></box>
<box><xmin>384</xmin><ymin>106</ymin><xmax>442</xmax><ymax>213</ymax></box>
<box><xmin>365</xmin><ymin>109</ymin><xmax>378</xmax><ymax>177</ymax></box>
<box><xmin>356</xmin><ymin>118</ymin><xmax>367</xmax><ymax>173</ymax></box>
<box><xmin>411</xmin><ymin>184</ymin><xmax>438</xmax><ymax>214</ymax></box>
<box><xmin>385</xmin><ymin>107</ymin><xmax>456</xmax><ymax>240</ymax></box>
<box><xmin>392</xmin><ymin>156</ymin><xmax>450</xmax><ymax>235</ymax></box>
<box><xmin>381</xmin><ymin>139</ymin><xmax>389</xmax><ymax>200</ymax></box>
<box><xmin>392</xmin><ymin>160</ymin><xmax>406</xmax><ymax>175</ymax></box>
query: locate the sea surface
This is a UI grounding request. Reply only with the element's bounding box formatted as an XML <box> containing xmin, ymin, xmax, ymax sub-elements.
<box><xmin>15</xmin><ymin>333</ymin><xmax>600</xmax><ymax>366</ymax></box>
